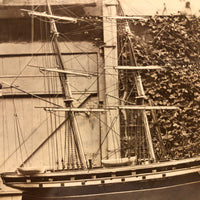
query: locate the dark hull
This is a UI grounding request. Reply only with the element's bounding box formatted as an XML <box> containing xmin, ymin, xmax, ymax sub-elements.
<box><xmin>20</xmin><ymin>171</ymin><xmax>200</xmax><ymax>200</ymax></box>
<box><xmin>22</xmin><ymin>180</ymin><xmax>200</xmax><ymax>200</ymax></box>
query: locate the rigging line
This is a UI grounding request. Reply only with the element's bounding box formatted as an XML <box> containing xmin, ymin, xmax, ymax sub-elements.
<box><xmin>93</xmin><ymin>114</ymin><xmax>121</xmax><ymax>158</ymax></box>
<box><xmin>70</xmin><ymin>111</ymin><xmax>88</xmax><ymax>169</ymax></box>
<box><xmin>58</xmin><ymin>114</ymin><xmax>64</xmax><ymax>165</ymax></box>
<box><xmin>86</xmin><ymin>109</ymin><xmax>120</xmax><ymax>133</ymax></box>
<box><xmin>70</xmin><ymin>118</ymin><xmax>82</xmax><ymax>168</ymax></box>
<box><xmin>60</xmin><ymin>26</ymin><xmax>119</xmax><ymax>51</ymax></box>
<box><xmin>61</xmin><ymin>26</ymin><xmax>119</xmax><ymax>54</ymax></box>
<box><xmin>68</xmin><ymin>121</ymin><xmax>72</xmax><ymax>168</ymax></box>
<box><xmin>12</xmin><ymin>97</ymin><xmax>23</xmax><ymax>164</ymax></box>
<box><xmin>61</xmin><ymin>24</ymin><xmax>102</xmax><ymax>36</ymax></box>
<box><xmin>58</xmin><ymin>35</ymin><xmax>89</xmax><ymax>72</ymax></box>
<box><xmin>102</xmin><ymin>82</ymin><xmax>120</xmax><ymax>95</ymax></box>
<box><xmin>1</xmin><ymin>96</ymin><xmax>6</xmax><ymax>170</ymax></box>
<box><xmin>32</xmin><ymin>10</ymin><xmax>100</xmax><ymax>26</ymax></box>
<box><xmin>51</xmin><ymin>73</ymin><xmax>60</xmax><ymax>168</ymax></box>
<box><xmin>117</xmin><ymin>0</ymin><xmax>124</xmax><ymax>16</ymax></box>
<box><xmin>70</xmin><ymin>121</ymin><xmax>75</xmax><ymax>169</ymax></box>
<box><xmin>118</xmin><ymin>36</ymin><xmax>129</xmax><ymax>63</ymax></box>
<box><xmin>152</xmin><ymin>23</ymin><xmax>171</xmax><ymax>43</ymax></box>
<box><xmin>20</xmin><ymin>116</ymin><xmax>69</xmax><ymax>167</ymax></box>
<box><xmin>119</xmin><ymin>0</ymin><xmax>143</xmax><ymax>15</ymax></box>
<box><xmin>0</xmin><ymin>116</ymin><xmax>49</xmax><ymax>169</ymax></box>
<box><xmin>14</xmin><ymin>111</ymin><xmax>19</xmax><ymax>165</ymax></box>
<box><xmin>44</xmin><ymin>17</ymin><xmax>52</xmax><ymax>59</ymax></box>
<box><xmin>125</xmin><ymin>83</ymin><xmax>137</xmax><ymax>102</ymax></box>
<box><xmin>127</xmin><ymin>23</ymin><xmax>195</xmax><ymax>68</ymax></box>
<box><xmin>41</xmin><ymin>1</ymin><xmax>85</xmax><ymax>165</ymax></box>
<box><xmin>75</xmin><ymin>79</ymin><xmax>118</xmax><ymax>101</ymax></box>
<box><xmin>16</xmin><ymin>114</ymin><xmax>29</xmax><ymax>163</ymax></box>
<box><xmin>56</xmin><ymin>4</ymin><xmax>101</xmax><ymax>27</ymax></box>
<box><xmin>106</xmin><ymin>88</ymin><xmax>121</xmax><ymax>152</ymax></box>
<box><xmin>73</xmin><ymin>73</ymin><xmax>118</xmax><ymax>104</ymax></box>
<box><xmin>43</xmin><ymin>36</ymin><xmax>124</xmax><ymax>99</ymax></box>
<box><xmin>70</xmin><ymin>82</ymin><xmax>97</xmax><ymax>100</ymax></box>
<box><xmin>58</xmin><ymin>32</ymin><xmax>100</xmax><ymax>54</ymax></box>
<box><xmin>33</xmin><ymin>15</ymin><xmax>141</xmax><ymax>36</ymax></box>
<box><xmin>67</xmin><ymin>66</ymin><xmax>104</xmax><ymax>104</ymax></box>
<box><xmin>55</xmin><ymin>5</ymin><xmax>102</xmax><ymax>28</ymax></box>
<box><xmin>31</xmin><ymin>3</ymin><xmax>47</xmax><ymax>12</ymax></box>
<box><xmin>165</xmin><ymin>30</ymin><xmax>200</xmax><ymax>55</ymax></box>
<box><xmin>60</xmin><ymin>24</ymin><xmax>103</xmax><ymax>37</ymax></box>
<box><xmin>55</xmin><ymin>4</ymin><xmax>79</xmax><ymax>18</ymax></box>
<box><xmin>42</xmin><ymin>17</ymin><xmax>56</xmax><ymax>167</ymax></box>
<box><xmin>68</xmin><ymin>87</ymin><xmax>97</xmax><ymax>106</ymax></box>
<box><xmin>63</xmin><ymin>113</ymin><xmax>67</xmax><ymax>168</ymax></box>
<box><xmin>10</xmin><ymin>43</ymin><xmax>50</xmax><ymax>86</ymax></box>
<box><xmin>1</xmin><ymin>96</ymin><xmax>10</xmax><ymax>169</ymax></box>
<box><xmin>106</xmin><ymin>93</ymin><xmax>135</xmax><ymax>105</ymax></box>
<box><xmin>137</xmin><ymin>23</ymin><xmax>200</xmax><ymax>70</ymax></box>
<box><xmin>103</xmin><ymin>148</ymin><xmax>122</xmax><ymax>160</ymax></box>
<box><xmin>44</xmin><ymin>69</ymin><xmax>53</xmax><ymax>168</ymax></box>
<box><xmin>70</xmin><ymin>118</ymin><xmax>77</xmax><ymax>168</ymax></box>
<box><xmin>55</xmin><ymin>113</ymin><xmax>60</xmax><ymax>168</ymax></box>
<box><xmin>58</xmin><ymin>60</ymin><xmax>120</xmax><ymax>102</ymax></box>
<box><xmin>59</xmin><ymin>52</ymin><xmax>99</xmax><ymax>74</ymax></box>
<box><xmin>60</xmin><ymin>21</ymin><xmax>129</xmax><ymax>36</ymax></box>
<box><xmin>49</xmin><ymin>110</ymin><xmax>66</xmax><ymax>118</ymax></box>
<box><xmin>111</xmin><ymin>117</ymin><xmax>119</xmax><ymax>160</ymax></box>
<box><xmin>51</xmin><ymin>59</ymin><xmax>64</xmax><ymax>162</ymax></box>
<box><xmin>3</xmin><ymin>82</ymin><xmax>62</xmax><ymax>107</ymax></box>
<box><xmin>39</xmin><ymin>12</ymin><xmax>45</xmax><ymax>45</ymax></box>
<box><xmin>67</xmin><ymin>120</ymin><xmax>71</xmax><ymax>169</ymax></box>
<box><xmin>103</xmin><ymin>56</ymin><xmax>120</xmax><ymax>68</ymax></box>
<box><xmin>48</xmin><ymin>75</ymin><xmax>56</xmax><ymax>168</ymax></box>
<box><xmin>13</xmin><ymin>57</ymin><xmax>30</xmax><ymax>159</ymax></box>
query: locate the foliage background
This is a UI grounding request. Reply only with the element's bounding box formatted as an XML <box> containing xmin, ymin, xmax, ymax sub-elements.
<box><xmin>129</xmin><ymin>15</ymin><xmax>200</xmax><ymax>159</ymax></box>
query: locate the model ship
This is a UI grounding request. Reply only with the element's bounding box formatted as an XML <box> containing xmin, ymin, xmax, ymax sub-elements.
<box><xmin>1</xmin><ymin>0</ymin><xmax>200</xmax><ymax>200</ymax></box>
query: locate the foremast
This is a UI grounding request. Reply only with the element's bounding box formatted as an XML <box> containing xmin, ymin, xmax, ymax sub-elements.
<box><xmin>46</xmin><ymin>0</ymin><xmax>88</xmax><ymax>169</ymax></box>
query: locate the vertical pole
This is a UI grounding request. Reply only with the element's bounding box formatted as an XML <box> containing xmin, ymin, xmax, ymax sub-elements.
<box><xmin>128</xmin><ymin>31</ymin><xmax>156</xmax><ymax>162</ymax></box>
<box><xmin>98</xmin><ymin>53</ymin><xmax>107</xmax><ymax>161</ymax></box>
<box><xmin>149</xmin><ymin>99</ymin><xmax>166</xmax><ymax>159</ymax></box>
<box><xmin>102</xmin><ymin>0</ymin><xmax>121</xmax><ymax>159</ymax></box>
<box><xmin>46</xmin><ymin>0</ymin><xmax>88</xmax><ymax>169</ymax></box>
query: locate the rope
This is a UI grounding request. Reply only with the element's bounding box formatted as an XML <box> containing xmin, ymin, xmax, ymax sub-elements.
<box><xmin>1</xmin><ymin>95</ymin><xmax>6</xmax><ymax>170</ymax></box>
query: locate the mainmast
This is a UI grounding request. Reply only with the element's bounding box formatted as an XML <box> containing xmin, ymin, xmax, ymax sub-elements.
<box><xmin>126</xmin><ymin>28</ymin><xmax>156</xmax><ymax>161</ymax></box>
<box><xmin>46</xmin><ymin>0</ymin><xmax>88</xmax><ymax>169</ymax></box>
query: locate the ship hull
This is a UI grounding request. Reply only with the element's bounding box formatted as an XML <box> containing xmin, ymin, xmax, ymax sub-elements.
<box><xmin>22</xmin><ymin>175</ymin><xmax>200</xmax><ymax>200</ymax></box>
<box><xmin>2</xmin><ymin>158</ymin><xmax>200</xmax><ymax>200</ymax></box>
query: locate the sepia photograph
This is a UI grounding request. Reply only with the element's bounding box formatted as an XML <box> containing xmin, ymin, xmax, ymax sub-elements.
<box><xmin>0</xmin><ymin>0</ymin><xmax>200</xmax><ymax>199</ymax></box>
